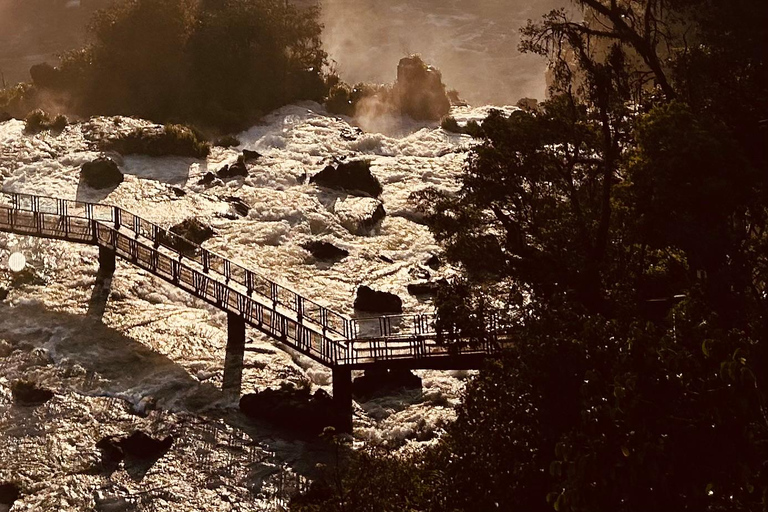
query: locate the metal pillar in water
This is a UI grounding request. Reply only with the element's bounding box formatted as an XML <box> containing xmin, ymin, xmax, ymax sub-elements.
<box><xmin>223</xmin><ymin>312</ymin><xmax>246</xmax><ymax>397</ymax></box>
<box><xmin>87</xmin><ymin>246</ymin><xmax>116</xmax><ymax>319</ymax></box>
<box><xmin>332</xmin><ymin>366</ymin><xmax>353</xmax><ymax>433</ymax></box>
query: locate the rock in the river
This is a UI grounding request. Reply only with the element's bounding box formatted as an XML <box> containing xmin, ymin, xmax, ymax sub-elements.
<box><xmin>197</xmin><ymin>171</ymin><xmax>217</xmax><ymax>186</ymax></box>
<box><xmin>80</xmin><ymin>157</ymin><xmax>123</xmax><ymax>189</ymax></box>
<box><xmin>0</xmin><ymin>482</ymin><xmax>20</xmax><ymax>509</ymax></box>
<box><xmin>0</xmin><ymin>288</ymin><xmax>8</xmax><ymax>301</ymax></box>
<box><xmin>407</xmin><ymin>279</ymin><xmax>446</xmax><ymax>296</ymax></box>
<box><xmin>217</xmin><ymin>156</ymin><xmax>248</xmax><ymax>179</ymax></box>
<box><xmin>226</xmin><ymin>196</ymin><xmax>250</xmax><ymax>217</ymax></box>
<box><xmin>335</xmin><ymin>196</ymin><xmax>386</xmax><ymax>235</ymax></box>
<box><xmin>239</xmin><ymin>385</ymin><xmax>342</xmax><ymax>434</ymax></box>
<box><xmin>353</xmin><ymin>368</ymin><xmax>422</xmax><ymax>398</ymax></box>
<box><xmin>302</xmin><ymin>240</ymin><xmax>349</xmax><ymax>261</ymax></box>
<box><xmin>425</xmin><ymin>254</ymin><xmax>442</xmax><ymax>270</ymax></box>
<box><xmin>0</xmin><ymin>112</ymin><xmax>14</xmax><ymax>123</ymax></box>
<box><xmin>354</xmin><ymin>285</ymin><xmax>403</xmax><ymax>313</ymax></box>
<box><xmin>242</xmin><ymin>149</ymin><xmax>262</xmax><ymax>162</ymax></box>
<box><xmin>310</xmin><ymin>160</ymin><xmax>382</xmax><ymax>198</ymax></box>
<box><xmin>11</xmin><ymin>380</ymin><xmax>54</xmax><ymax>406</ymax></box>
<box><xmin>393</xmin><ymin>55</ymin><xmax>451</xmax><ymax>121</ymax></box>
<box><xmin>159</xmin><ymin>218</ymin><xmax>214</xmax><ymax>254</ymax></box>
<box><xmin>119</xmin><ymin>431</ymin><xmax>174</xmax><ymax>461</ymax></box>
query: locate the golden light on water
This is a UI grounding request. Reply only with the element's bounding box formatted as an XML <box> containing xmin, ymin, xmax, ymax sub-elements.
<box><xmin>8</xmin><ymin>252</ymin><xmax>26</xmax><ymax>273</ymax></box>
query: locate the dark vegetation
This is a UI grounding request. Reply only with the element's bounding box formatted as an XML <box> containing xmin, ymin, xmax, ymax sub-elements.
<box><xmin>102</xmin><ymin>125</ymin><xmax>211</xmax><ymax>158</ymax></box>
<box><xmin>0</xmin><ymin>0</ymin><xmax>329</xmax><ymax>132</ymax></box>
<box><xmin>24</xmin><ymin>109</ymin><xmax>68</xmax><ymax>134</ymax></box>
<box><xmin>293</xmin><ymin>0</ymin><xmax>768</xmax><ymax>511</ymax></box>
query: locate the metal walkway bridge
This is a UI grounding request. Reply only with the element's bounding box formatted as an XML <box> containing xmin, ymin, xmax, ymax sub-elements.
<box><xmin>0</xmin><ymin>191</ymin><xmax>503</xmax><ymax>429</ymax></box>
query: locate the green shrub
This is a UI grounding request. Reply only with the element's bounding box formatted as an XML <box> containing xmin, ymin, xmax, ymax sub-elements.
<box><xmin>104</xmin><ymin>124</ymin><xmax>210</xmax><ymax>158</ymax></box>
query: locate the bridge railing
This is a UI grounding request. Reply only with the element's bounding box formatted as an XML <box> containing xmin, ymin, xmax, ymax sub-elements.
<box><xmin>0</xmin><ymin>191</ymin><xmax>351</xmax><ymax>340</ymax></box>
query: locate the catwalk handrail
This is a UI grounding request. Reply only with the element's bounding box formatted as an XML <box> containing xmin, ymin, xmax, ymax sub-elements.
<box><xmin>0</xmin><ymin>191</ymin><xmax>509</xmax><ymax>366</ymax></box>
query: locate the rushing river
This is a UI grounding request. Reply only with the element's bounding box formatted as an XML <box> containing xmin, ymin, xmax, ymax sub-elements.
<box><xmin>0</xmin><ymin>101</ymin><xmax>518</xmax><ymax>510</ymax></box>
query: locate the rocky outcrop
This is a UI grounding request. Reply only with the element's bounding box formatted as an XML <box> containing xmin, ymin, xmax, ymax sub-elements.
<box><xmin>393</xmin><ymin>55</ymin><xmax>451</xmax><ymax>121</ymax></box>
<box><xmin>227</xmin><ymin>196</ymin><xmax>250</xmax><ymax>217</ymax></box>
<box><xmin>242</xmin><ymin>149</ymin><xmax>262</xmax><ymax>162</ymax></box>
<box><xmin>407</xmin><ymin>279</ymin><xmax>445</xmax><ymax>296</ymax></box>
<box><xmin>354</xmin><ymin>285</ymin><xmax>403</xmax><ymax>313</ymax></box>
<box><xmin>302</xmin><ymin>240</ymin><xmax>349</xmax><ymax>261</ymax></box>
<box><xmin>217</xmin><ymin>156</ymin><xmax>248</xmax><ymax>179</ymax></box>
<box><xmin>239</xmin><ymin>386</ymin><xmax>341</xmax><ymax>434</ymax></box>
<box><xmin>197</xmin><ymin>171</ymin><xmax>217</xmax><ymax>186</ymax></box>
<box><xmin>425</xmin><ymin>254</ymin><xmax>442</xmax><ymax>270</ymax></box>
<box><xmin>311</xmin><ymin>160</ymin><xmax>382</xmax><ymax>198</ymax></box>
<box><xmin>81</xmin><ymin>157</ymin><xmax>124</xmax><ymax>189</ymax></box>
<box><xmin>0</xmin><ymin>482</ymin><xmax>20</xmax><ymax>510</ymax></box>
<box><xmin>159</xmin><ymin>218</ymin><xmax>214</xmax><ymax>254</ymax></box>
<box><xmin>11</xmin><ymin>380</ymin><xmax>54</xmax><ymax>406</ymax></box>
<box><xmin>353</xmin><ymin>368</ymin><xmax>422</xmax><ymax>398</ymax></box>
<box><xmin>96</xmin><ymin>431</ymin><xmax>173</xmax><ymax>473</ymax></box>
<box><xmin>335</xmin><ymin>197</ymin><xmax>386</xmax><ymax>235</ymax></box>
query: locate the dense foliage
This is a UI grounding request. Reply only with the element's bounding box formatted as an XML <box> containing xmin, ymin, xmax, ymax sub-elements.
<box><xmin>294</xmin><ymin>1</ymin><xmax>768</xmax><ymax>511</ymax></box>
<box><xmin>1</xmin><ymin>0</ymin><xmax>329</xmax><ymax>131</ymax></box>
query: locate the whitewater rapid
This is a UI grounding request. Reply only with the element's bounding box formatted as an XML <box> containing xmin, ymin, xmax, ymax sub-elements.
<box><xmin>0</xmin><ymin>102</ymin><xmax>513</xmax><ymax>510</ymax></box>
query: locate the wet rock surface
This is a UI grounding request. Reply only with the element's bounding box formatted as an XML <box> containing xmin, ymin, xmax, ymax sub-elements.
<box><xmin>311</xmin><ymin>160</ymin><xmax>382</xmax><ymax>198</ymax></box>
<box><xmin>353</xmin><ymin>369</ymin><xmax>422</xmax><ymax>399</ymax></box>
<box><xmin>159</xmin><ymin>218</ymin><xmax>215</xmax><ymax>254</ymax></box>
<box><xmin>393</xmin><ymin>55</ymin><xmax>451</xmax><ymax>121</ymax></box>
<box><xmin>0</xmin><ymin>482</ymin><xmax>20</xmax><ymax>510</ymax></box>
<box><xmin>11</xmin><ymin>380</ymin><xmax>54</xmax><ymax>406</ymax></box>
<box><xmin>81</xmin><ymin>157</ymin><xmax>124</xmax><ymax>189</ymax></box>
<box><xmin>407</xmin><ymin>279</ymin><xmax>445</xmax><ymax>296</ymax></box>
<box><xmin>239</xmin><ymin>386</ymin><xmax>342</xmax><ymax>435</ymax></box>
<box><xmin>354</xmin><ymin>285</ymin><xmax>403</xmax><ymax>313</ymax></box>
<box><xmin>302</xmin><ymin>240</ymin><xmax>349</xmax><ymax>261</ymax></box>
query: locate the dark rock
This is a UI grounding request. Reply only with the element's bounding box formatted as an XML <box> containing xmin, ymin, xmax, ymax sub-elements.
<box><xmin>0</xmin><ymin>482</ymin><xmax>20</xmax><ymax>508</ymax></box>
<box><xmin>11</xmin><ymin>380</ymin><xmax>54</xmax><ymax>406</ymax></box>
<box><xmin>119</xmin><ymin>431</ymin><xmax>173</xmax><ymax>461</ymax></box>
<box><xmin>361</xmin><ymin>203</ymin><xmax>386</xmax><ymax>233</ymax></box>
<box><xmin>171</xmin><ymin>186</ymin><xmax>186</xmax><ymax>197</ymax></box>
<box><xmin>217</xmin><ymin>157</ymin><xmax>248</xmax><ymax>179</ymax></box>
<box><xmin>302</xmin><ymin>241</ymin><xmax>349</xmax><ymax>261</ymax></box>
<box><xmin>239</xmin><ymin>385</ymin><xmax>342</xmax><ymax>434</ymax></box>
<box><xmin>407</xmin><ymin>279</ymin><xmax>446</xmax><ymax>296</ymax></box>
<box><xmin>242</xmin><ymin>149</ymin><xmax>262</xmax><ymax>162</ymax></box>
<box><xmin>213</xmin><ymin>135</ymin><xmax>240</xmax><ymax>148</ymax></box>
<box><xmin>0</xmin><ymin>288</ymin><xmax>8</xmax><ymax>301</ymax></box>
<box><xmin>408</xmin><ymin>266</ymin><xmax>431</xmax><ymax>280</ymax></box>
<box><xmin>226</xmin><ymin>197</ymin><xmax>250</xmax><ymax>217</ymax></box>
<box><xmin>197</xmin><ymin>171</ymin><xmax>217</xmax><ymax>186</ymax></box>
<box><xmin>0</xmin><ymin>112</ymin><xmax>13</xmax><ymax>123</ymax></box>
<box><xmin>447</xmin><ymin>88</ymin><xmax>468</xmax><ymax>107</ymax></box>
<box><xmin>340</xmin><ymin>127</ymin><xmax>363</xmax><ymax>141</ymax></box>
<box><xmin>393</xmin><ymin>55</ymin><xmax>451</xmax><ymax>121</ymax></box>
<box><xmin>159</xmin><ymin>218</ymin><xmax>214</xmax><ymax>254</ymax></box>
<box><xmin>354</xmin><ymin>285</ymin><xmax>403</xmax><ymax>313</ymax></box>
<box><xmin>425</xmin><ymin>254</ymin><xmax>441</xmax><ymax>270</ymax></box>
<box><xmin>81</xmin><ymin>157</ymin><xmax>124</xmax><ymax>189</ymax></box>
<box><xmin>310</xmin><ymin>160</ymin><xmax>382</xmax><ymax>198</ymax></box>
<box><xmin>353</xmin><ymin>368</ymin><xmax>422</xmax><ymax>398</ymax></box>
<box><xmin>96</xmin><ymin>436</ymin><xmax>124</xmax><ymax>472</ymax></box>
<box><xmin>378</xmin><ymin>255</ymin><xmax>394</xmax><ymax>264</ymax></box>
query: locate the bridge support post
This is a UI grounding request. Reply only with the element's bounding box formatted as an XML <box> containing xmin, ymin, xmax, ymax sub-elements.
<box><xmin>223</xmin><ymin>312</ymin><xmax>246</xmax><ymax>398</ymax></box>
<box><xmin>87</xmin><ymin>246</ymin><xmax>116</xmax><ymax>319</ymax></box>
<box><xmin>332</xmin><ymin>366</ymin><xmax>353</xmax><ymax>433</ymax></box>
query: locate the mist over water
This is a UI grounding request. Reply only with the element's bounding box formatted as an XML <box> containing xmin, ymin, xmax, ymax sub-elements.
<box><xmin>321</xmin><ymin>0</ymin><xmax>569</xmax><ymax>105</ymax></box>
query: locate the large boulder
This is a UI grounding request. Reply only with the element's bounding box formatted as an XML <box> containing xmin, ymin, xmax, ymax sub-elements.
<box><xmin>0</xmin><ymin>482</ymin><xmax>20</xmax><ymax>510</ymax></box>
<box><xmin>310</xmin><ymin>160</ymin><xmax>382</xmax><ymax>198</ymax></box>
<box><xmin>159</xmin><ymin>218</ymin><xmax>214</xmax><ymax>255</ymax></box>
<box><xmin>239</xmin><ymin>386</ymin><xmax>341</xmax><ymax>434</ymax></box>
<box><xmin>354</xmin><ymin>285</ymin><xmax>403</xmax><ymax>313</ymax></box>
<box><xmin>81</xmin><ymin>157</ymin><xmax>124</xmax><ymax>189</ymax></box>
<box><xmin>217</xmin><ymin>156</ymin><xmax>248</xmax><ymax>179</ymax></box>
<box><xmin>393</xmin><ymin>55</ymin><xmax>451</xmax><ymax>121</ymax></box>
<box><xmin>302</xmin><ymin>240</ymin><xmax>349</xmax><ymax>261</ymax></box>
<box><xmin>95</xmin><ymin>431</ymin><xmax>173</xmax><ymax>474</ymax></box>
<box><xmin>353</xmin><ymin>368</ymin><xmax>422</xmax><ymax>398</ymax></box>
<box><xmin>407</xmin><ymin>279</ymin><xmax>445</xmax><ymax>297</ymax></box>
<box><xmin>11</xmin><ymin>380</ymin><xmax>54</xmax><ymax>406</ymax></box>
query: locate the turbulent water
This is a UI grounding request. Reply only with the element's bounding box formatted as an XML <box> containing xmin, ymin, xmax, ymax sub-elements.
<box><xmin>0</xmin><ymin>102</ymin><xmax>517</xmax><ymax>510</ymax></box>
